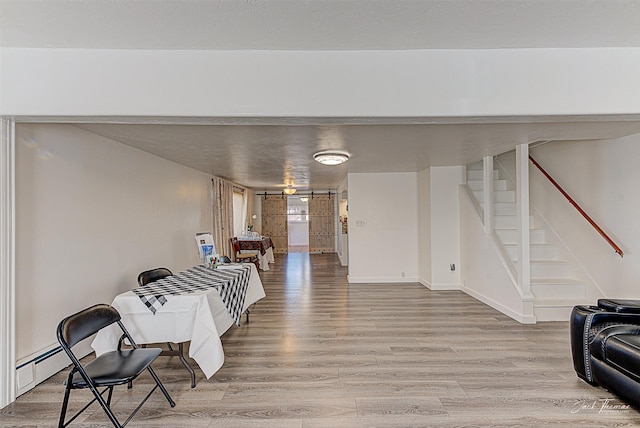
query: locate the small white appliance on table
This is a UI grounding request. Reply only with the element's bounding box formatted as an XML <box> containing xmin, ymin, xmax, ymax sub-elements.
<box><xmin>238</xmin><ymin>234</ymin><xmax>275</xmax><ymax>271</ymax></box>
<box><xmin>92</xmin><ymin>263</ymin><xmax>265</xmax><ymax>385</ymax></box>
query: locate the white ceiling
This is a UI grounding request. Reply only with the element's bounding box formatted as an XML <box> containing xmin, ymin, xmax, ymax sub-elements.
<box><xmin>5</xmin><ymin>1</ymin><xmax>640</xmax><ymax>191</ymax></box>
<box><xmin>3</xmin><ymin>0</ymin><xmax>640</xmax><ymax>51</ymax></box>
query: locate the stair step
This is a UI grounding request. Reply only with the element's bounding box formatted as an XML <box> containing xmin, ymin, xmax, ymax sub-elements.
<box><xmin>529</xmin><ymin>260</ymin><xmax>573</xmax><ymax>278</ymax></box>
<box><xmin>494</xmin><ymin>202</ymin><xmax>516</xmax><ymax>215</ymax></box>
<box><xmin>531</xmin><ymin>278</ymin><xmax>584</xmax><ymax>299</ymax></box>
<box><xmin>468</xmin><ymin>179</ymin><xmax>508</xmax><ymax>191</ymax></box>
<box><xmin>467</xmin><ymin>169</ymin><xmax>499</xmax><ymax>180</ymax></box>
<box><xmin>494</xmin><ymin>215</ymin><xmax>536</xmax><ymax>229</ymax></box>
<box><xmin>504</xmin><ymin>243</ymin><xmax>558</xmax><ymax>261</ymax></box>
<box><xmin>533</xmin><ymin>299</ymin><xmax>589</xmax><ymax>321</ymax></box>
<box><xmin>494</xmin><ymin>215</ymin><xmax>517</xmax><ymax>229</ymax></box>
<box><xmin>467</xmin><ymin>179</ymin><xmax>483</xmax><ymax>191</ymax></box>
<box><xmin>535</xmin><ymin>297</ymin><xmax>586</xmax><ymax>305</ymax></box>
<box><xmin>480</xmin><ymin>202</ymin><xmax>517</xmax><ymax>215</ymax></box>
<box><xmin>495</xmin><ymin>190</ymin><xmax>515</xmax><ymax>202</ymax></box>
<box><xmin>473</xmin><ymin>190</ymin><xmax>515</xmax><ymax>203</ymax></box>
<box><xmin>494</xmin><ymin>180</ymin><xmax>508</xmax><ymax>191</ymax></box>
<box><xmin>495</xmin><ymin>228</ymin><xmax>546</xmax><ymax>244</ymax></box>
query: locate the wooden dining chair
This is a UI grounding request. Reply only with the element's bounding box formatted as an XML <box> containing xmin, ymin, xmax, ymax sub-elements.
<box><xmin>230</xmin><ymin>237</ymin><xmax>260</xmax><ymax>270</ymax></box>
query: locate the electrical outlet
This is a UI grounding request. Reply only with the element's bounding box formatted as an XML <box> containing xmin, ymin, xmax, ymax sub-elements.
<box><xmin>356</xmin><ymin>220</ymin><xmax>366</xmax><ymax>227</ymax></box>
<box><xmin>401</xmin><ymin>272</ymin><xmax>405</xmax><ymax>277</ymax></box>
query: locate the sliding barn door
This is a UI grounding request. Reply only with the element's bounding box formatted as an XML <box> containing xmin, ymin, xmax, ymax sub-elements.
<box><xmin>261</xmin><ymin>196</ymin><xmax>288</xmax><ymax>254</ymax></box>
<box><xmin>308</xmin><ymin>195</ymin><xmax>335</xmax><ymax>253</ymax></box>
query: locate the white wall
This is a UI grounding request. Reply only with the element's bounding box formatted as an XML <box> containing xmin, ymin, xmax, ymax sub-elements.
<box><xmin>530</xmin><ymin>135</ymin><xmax>640</xmax><ymax>298</ymax></box>
<box><xmin>417</xmin><ymin>166</ymin><xmax>463</xmax><ymax>290</ymax></box>
<box><xmin>347</xmin><ymin>172</ymin><xmax>418</xmax><ymax>283</ymax></box>
<box><xmin>429</xmin><ymin>166</ymin><xmax>465</xmax><ymax>289</ymax></box>
<box><xmin>417</xmin><ymin>168</ymin><xmax>431</xmax><ymax>286</ymax></box>
<box><xmin>288</xmin><ymin>222</ymin><xmax>309</xmax><ymax>246</ymax></box>
<box><xmin>252</xmin><ymin>194</ymin><xmax>263</xmax><ymax>235</ymax></box>
<box><xmin>3</xmin><ymin>48</ymin><xmax>640</xmax><ymax>117</ymax></box>
<box><xmin>337</xmin><ymin>176</ymin><xmax>348</xmax><ymax>266</ymax></box>
<box><xmin>15</xmin><ymin>124</ymin><xmax>212</xmax><ymax>360</ymax></box>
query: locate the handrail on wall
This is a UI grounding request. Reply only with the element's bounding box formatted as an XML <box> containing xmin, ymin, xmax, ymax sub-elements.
<box><xmin>529</xmin><ymin>155</ymin><xmax>624</xmax><ymax>258</ymax></box>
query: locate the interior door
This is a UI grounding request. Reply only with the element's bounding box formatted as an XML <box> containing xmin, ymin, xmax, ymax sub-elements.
<box><xmin>308</xmin><ymin>194</ymin><xmax>335</xmax><ymax>253</ymax></box>
<box><xmin>261</xmin><ymin>196</ymin><xmax>288</xmax><ymax>254</ymax></box>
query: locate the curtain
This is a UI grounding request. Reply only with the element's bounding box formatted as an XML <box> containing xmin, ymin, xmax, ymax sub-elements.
<box><xmin>212</xmin><ymin>177</ymin><xmax>234</xmax><ymax>258</ymax></box>
<box><xmin>242</xmin><ymin>188</ymin><xmax>255</xmax><ymax>232</ymax></box>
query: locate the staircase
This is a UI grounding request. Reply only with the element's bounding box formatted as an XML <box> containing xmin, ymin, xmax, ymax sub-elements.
<box><xmin>466</xmin><ymin>162</ymin><xmax>586</xmax><ymax>321</ymax></box>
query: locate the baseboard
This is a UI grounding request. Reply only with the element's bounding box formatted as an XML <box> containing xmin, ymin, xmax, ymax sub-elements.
<box><xmin>425</xmin><ymin>282</ymin><xmax>461</xmax><ymax>291</ymax></box>
<box><xmin>419</xmin><ymin>277</ymin><xmax>461</xmax><ymax>291</ymax></box>
<box><xmin>462</xmin><ymin>286</ymin><xmax>537</xmax><ymax>324</ymax></box>
<box><xmin>337</xmin><ymin>253</ymin><xmax>348</xmax><ymax>267</ymax></box>
<box><xmin>533</xmin><ymin>300</ymin><xmax>583</xmax><ymax>322</ymax></box>
<box><xmin>533</xmin><ymin>305</ymin><xmax>573</xmax><ymax>322</ymax></box>
<box><xmin>15</xmin><ymin>338</ymin><xmax>92</xmax><ymax>397</ymax></box>
<box><xmin>348</xmin><ymin>276</ymin><xmax>419</xmax><ymax>284</ymax></box>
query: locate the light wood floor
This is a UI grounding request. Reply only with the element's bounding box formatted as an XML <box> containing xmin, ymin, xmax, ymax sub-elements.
<box><xmin>3</xmin><ymin>253</ymin><xmax>640</xmax><ymax>427</ymax></box>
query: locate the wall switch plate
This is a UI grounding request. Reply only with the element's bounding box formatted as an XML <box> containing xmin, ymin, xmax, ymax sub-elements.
<box><xmin>450</xmin><ymin>264</ymin><xmax>456</xmax><ymax>271</ymax></box>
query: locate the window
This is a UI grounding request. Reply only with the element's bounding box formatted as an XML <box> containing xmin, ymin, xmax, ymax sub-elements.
<box><xmin>287</xmin><ymin>198</ymin><xmax>308</xmax><ymax>222</ymax></box>
<box><xmin>233</xmin><ymin>189</ymin><xmax>244</xmax><ymax>237</ymax></box>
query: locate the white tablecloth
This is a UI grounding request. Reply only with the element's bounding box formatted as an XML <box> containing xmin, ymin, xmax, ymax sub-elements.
<box><xmin>91</xmin><ymin>263</ymin><xmax>265</xmax><ymax>378</ymax></box>
<box><xmin>253</xmin><ymin>247</ymin><xmax>275</xmax><ymax>271</ymax></box>
<box><xmin>238</xmin><ymin>237</ymin><xmax>275</xmax><ymax>271</ymax></box>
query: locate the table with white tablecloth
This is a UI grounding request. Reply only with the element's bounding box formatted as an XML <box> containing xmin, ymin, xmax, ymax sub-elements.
<box><xmin>91</xmin><ymin>263</ymin><xmax>265</xmax><ymax>380</ymax></box>
<box><xmin>238</xmin><ymin>236</ymin><xmax>275</xmax><ymax>270</ymax></box>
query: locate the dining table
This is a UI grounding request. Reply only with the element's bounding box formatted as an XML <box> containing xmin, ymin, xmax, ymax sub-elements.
<box><xmin>91</xmin><ymin>263</ymin><xmax>265</xmax><ymax>386</ymax></box>
<box><xmin>238</xmin><ymin>235</ymin><xmax>275</xmax><ymax>271</ymax></box>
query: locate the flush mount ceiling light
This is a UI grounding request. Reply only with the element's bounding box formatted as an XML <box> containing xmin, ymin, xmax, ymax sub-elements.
<box><xmin>299</xmin><ymin>196</ymin><xmax>309</xmax><ymax>202</ymax></box>
<box><xmin>283</xmin><ymin>186</ymin><xmax>297</xmax><ymax>195</ymax></box>
<box><xmin>313</xmin><ymin>150</ymin><xmax>350</xmax><ymax>166</ymax></box>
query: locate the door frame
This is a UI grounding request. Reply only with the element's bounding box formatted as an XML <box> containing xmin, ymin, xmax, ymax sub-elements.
<box><xmin>1</xmin><ymin>117</ymin><xmax>16</xmax><ymax>407</ymax></box>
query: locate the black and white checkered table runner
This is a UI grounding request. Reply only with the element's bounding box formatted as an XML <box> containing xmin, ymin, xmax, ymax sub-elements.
<box><xmin>132</xmin><ymin>264</ymin><xmax>251</xmax><ymax>325</ymax></box>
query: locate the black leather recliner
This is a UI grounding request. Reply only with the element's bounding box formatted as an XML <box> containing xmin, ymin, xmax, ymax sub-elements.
<box><xmin>570</xmin><ymin>300</ymin><xmax>640</xmax><ymax>408</ymax></box>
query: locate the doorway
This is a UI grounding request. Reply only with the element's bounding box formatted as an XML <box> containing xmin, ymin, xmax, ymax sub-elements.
<box><xmin>260</xmin><ymin>193</ymin><xmax>336</xmax><ymax>254</ymax></box>
<box><xmin>287</xmin><ymin>196</ymin><xmax>309</xmax><ymax>252</ymax></box>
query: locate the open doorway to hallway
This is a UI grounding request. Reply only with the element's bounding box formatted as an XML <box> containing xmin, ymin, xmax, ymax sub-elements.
<box><xmin>287</xmin><ymin>196</ymin><xmax>309</xmax><ymax>252</ymax></box>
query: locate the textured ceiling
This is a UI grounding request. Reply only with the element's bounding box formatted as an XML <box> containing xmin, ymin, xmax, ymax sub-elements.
<box><xmin>72</xmin><ymin>117</ymin><xmax>640</xmax><ymax>192</ymax></box>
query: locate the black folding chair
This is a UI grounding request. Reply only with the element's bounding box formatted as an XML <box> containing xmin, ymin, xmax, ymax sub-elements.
<box><xmin>56</xmin><ymin>304</ymin><xmax>175</xmax><ymax>427</ymax></box>
<box><xmin>137</xmin><ymin>267</ymin><xmax>173</xmax><ymax>288</ymax></box>
<box><xmin>136</xmin><ymin>267</ymin><xmax>197</xmax><ymax>388</ymax></box>
<box><xmin>137</xmin><ymin>267</ymin><xmax>175</xmax><ymax>351</ymax></box>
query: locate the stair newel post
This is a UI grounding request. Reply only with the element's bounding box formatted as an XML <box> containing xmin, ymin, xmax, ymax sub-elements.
<box><xmin>482</xmin><ymin>156</ymin><xmax>494</xmax><ymax>233</ymax></box>
<box><xmin>515</xmin><ymin>144</ymin><xmax>533</xmax><ymax>300</ymax></box>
